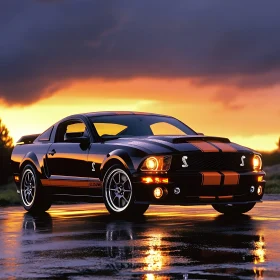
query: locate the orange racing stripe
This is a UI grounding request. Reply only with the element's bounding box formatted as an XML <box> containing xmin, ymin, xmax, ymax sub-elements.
<box><xmin>223</xmin><ymin>171</ymin><xmax>240</xmax><ymax>185</ymax></box>
<box><xmin>189</xmin><ymin>141</ymin><xmax>220</xmax><ymax>152</ymax></box>
<box><xmin>210</xmin><ymin>142</ymin><xmax>237</xmax><ymax>152</ymax></box>
<box><xmin>199</xmin><ymin>196</ymin><xmax>233</xmax><ymax>200</ymax></box>
<box><xmin>201</xmin><ymin>172</ymin><xmax>222</xmax><ymax>186</ymax></box>
<box><xmin>218</xmin><ymin>195</ymin><xmax>233</xmax><ymax>200</ymax></box>
<box><xmin>199</xmin><ymin>196</ymin><xmax>216</xmax><ymax>200</ymax></box>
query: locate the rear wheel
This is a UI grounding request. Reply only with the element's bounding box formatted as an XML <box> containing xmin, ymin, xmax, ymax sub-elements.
<box><xmin>103</xmin><ymin>164</ymin><xmax>149</xmax><ymax>217</ymax></box>
<box><xmin>212</xmin><ymin>202</ymin><xmax>256</xmax><ymax>215</ymax></box>
<box><xmin>20</xmin><ymin>164</ymin><xmax>52</xmax><ymax>213</ymax></box>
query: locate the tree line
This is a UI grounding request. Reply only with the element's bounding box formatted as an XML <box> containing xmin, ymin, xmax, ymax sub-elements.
<box><xmin>0</xmin><ymin>119</ymin><xmax>13</xmax><ymax>185</ymax></box>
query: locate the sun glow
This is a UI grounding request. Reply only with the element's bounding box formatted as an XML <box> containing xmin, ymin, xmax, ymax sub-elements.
<box><xmin>0</xmin><ymin>78</ymin><xmax>278</xmax><ymax>151</ymax></box>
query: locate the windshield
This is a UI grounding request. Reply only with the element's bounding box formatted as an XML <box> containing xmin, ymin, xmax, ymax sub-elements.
<box><xmin>90</xmin><ymin>115</ymin><xmax>197</xmax><ymax>138</ymax></box>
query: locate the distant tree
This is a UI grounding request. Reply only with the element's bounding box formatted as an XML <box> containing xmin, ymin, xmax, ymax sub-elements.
<box><xmin>0</xmin><ymin>119</ymin><xmax>13</xmax><ymax>185</ymax></box>
<box><xmin>0</xmin><ymin>119</ymin><xmax>13</xmax><ymax>149</ymax></box>
<box><xmin>276</xmin><ymin>137</ymin><xmax>280</xmax><ymax>151</ymax></box>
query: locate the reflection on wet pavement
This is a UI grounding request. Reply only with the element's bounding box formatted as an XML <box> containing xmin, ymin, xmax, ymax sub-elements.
<box><xmin>0</xmin><ymin>203</ymin><xmax>280</xmax><ymax>279</ymax></box>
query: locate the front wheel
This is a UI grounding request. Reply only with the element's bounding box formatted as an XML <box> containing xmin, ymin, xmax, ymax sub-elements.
<box><xmin>103</xmin><ymin>165</ymin><xmax>149</xmax><ymax>217</ymax></box>
<box><xmin>20</xmin><ymin>164</ymin><xmax>52</xmax><ymax>213</ymax></box>
<box><xmin>212</xmin><ymin>202</ymin><xmax>256</xmax><ymax>215</ymax></box>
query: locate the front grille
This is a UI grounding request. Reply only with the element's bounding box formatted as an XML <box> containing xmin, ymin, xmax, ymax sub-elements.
<box><xmin>172</xmin><ymin>153</ymin><xmax>253</xmax><ymax>172</ymax></box>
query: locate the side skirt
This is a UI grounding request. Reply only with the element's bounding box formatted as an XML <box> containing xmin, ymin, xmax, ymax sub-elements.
<box><xmin>51</xmin><ymin>194</ymin><xmax>103</xmax><ymax>203</ymax></box>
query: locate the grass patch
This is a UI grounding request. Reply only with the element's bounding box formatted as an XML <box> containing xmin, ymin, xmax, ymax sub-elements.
<box><xmin>0</xmin><ymin>180</ymin><xmax>20</xmax><ymax>206</ymax></box>
<box><xmin>263</xmin><ymin>164</ymin><xmax>280</xmax><ymax>194</ymax></box>
<box><xmin>262</xmin><ymin>151</ymin><xmax>280</xmax><ymax>167</ymax></box>
<box><xmin>265</xmin><ymin>179</ymin><xmax>280</xmax><ymax>194</ymax></box>
<box><xmin>268</xmin><ymin>174</ymin><xmax>280</xmax><ymax>180</ymax></box>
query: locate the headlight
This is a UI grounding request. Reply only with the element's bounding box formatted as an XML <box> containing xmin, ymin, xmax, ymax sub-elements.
<box><xmin>253</xmin><ymin>154</ymin><xmax>262</xmax><ymax>171</ymax></box>
<box><xmin>141</xmin><ymin>156</ymin><xmax>172</xmax><ymax>172</ymax></box>
<box><xmin>146</xmin><ymin>157</ymin><xmax>158</xmax><ymax>170</ymax></box>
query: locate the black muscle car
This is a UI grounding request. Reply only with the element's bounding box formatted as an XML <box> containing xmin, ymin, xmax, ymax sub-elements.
<box><xmin>11</xmin><ymin>111</ymin><xmax>265</xmax><ymax>217</ymax></box>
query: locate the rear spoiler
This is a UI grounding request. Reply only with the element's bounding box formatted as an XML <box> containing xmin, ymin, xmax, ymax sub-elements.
<box><xmin>16</xmin><ymin>134</ymin><xmax>40</xmax><ymax>145</ymax></box>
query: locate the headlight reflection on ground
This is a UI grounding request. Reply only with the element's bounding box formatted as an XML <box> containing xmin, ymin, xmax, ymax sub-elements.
<box><xmin>145</xmin><ymin>273</ymin><xmax>156</xmax><ymax>280</ymax></box>
<box><xmin>252</xmin><ymin>235</ymin><xmax>266</xmax><ymax>279</ymax></box>
<box><xmin>253</xmin><ymin>268</ymin><xmax>264</xmax><ymax>279</ymax></box>
<box><xmin>144</xmin><ymin>233</ymin><xmax>169</xmax><ymax>275</ymax></box>
<box><xmin>253</xmin><ymin>235</ymin><xmax>266</xmax><ymax>264</ymax></box>
<box><xmin>145</xmin><ymin>247</ymin><xmax>163</xmax><ymax>271</ymax></box>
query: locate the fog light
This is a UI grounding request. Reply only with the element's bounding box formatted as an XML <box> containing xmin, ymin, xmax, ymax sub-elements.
<box><xmin>257</xmin><ymin>186</ymin><xmax>263</xmax><ymax>196</ymax></box>
<box><xmin>154</xmin><ymin>187</ymin><xmax>163</xmax><ymax>199</ymax></box>
<box><xmin>250</xmin><ymin>186</ymin><xmax>255</xmax><ymax>193</ymax></box>
<box><xmin>174</xmin><ymin>187</ymin><xmax>180</xmax><ymax>195</ymax></box>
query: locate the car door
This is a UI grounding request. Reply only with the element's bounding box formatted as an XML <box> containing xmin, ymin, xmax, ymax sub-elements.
<box><xmin>46</xmin><ymin>119</ymin><xmax>90</xmax><ymax>188</ymax></box>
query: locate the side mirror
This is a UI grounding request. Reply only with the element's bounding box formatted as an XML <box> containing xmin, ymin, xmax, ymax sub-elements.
<box><xmin>79</xmin><ymin>136</ymin><xmax>91</xmax><ymax>150</ymax></box>
<box><xmin>197</xmin><ymin>132</ymin><xmax>204</xmax><ymax>136</ymax></box>
<box><xmin>79</xmin><ymin>136</ymin><xmax>90</xmax><ymax>146</ymax></box>
<box><xmin>65</xmin><ymin>136</ymin><xmax>90</xmax><ymax>145</ymax></box>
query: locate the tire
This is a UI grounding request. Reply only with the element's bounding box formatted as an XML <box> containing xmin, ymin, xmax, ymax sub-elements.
<box><xmin>212</xmin><ymin>202</ymin><xmax>256</xmax><ymax>215</ymax></box>
<box><xmin>20</xmin><ymin>164</ymin><xmax>52</xmax><ymax>213</ymax></box>
<box><xmin>103</xmin><ymin>164</ymin><xmax>149</xmax><ymax>217</ymax></box>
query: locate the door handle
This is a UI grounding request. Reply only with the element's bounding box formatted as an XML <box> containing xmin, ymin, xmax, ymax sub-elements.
<box><xmin>48</xmin><ymin>149</ymin><xmax>56</xmax><ymax>156</ymax></box>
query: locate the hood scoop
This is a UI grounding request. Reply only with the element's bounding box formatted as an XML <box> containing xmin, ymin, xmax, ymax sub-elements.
<box><xmin>172</xmin><ymin>136</ymin><xmax>230</xmax><ymax>144</ymax></box>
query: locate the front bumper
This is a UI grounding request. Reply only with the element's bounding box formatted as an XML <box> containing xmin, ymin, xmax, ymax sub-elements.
<box><xmin>132</xmin><ymin>171</ymin><xmax>266</xmax><ymax>205</ymax></box>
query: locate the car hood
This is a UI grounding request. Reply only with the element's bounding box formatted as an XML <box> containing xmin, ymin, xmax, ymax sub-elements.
<box><xmin>104</xmin><ymin>135</ymin><xmax>256</xmax><ymax>154</ymax></box>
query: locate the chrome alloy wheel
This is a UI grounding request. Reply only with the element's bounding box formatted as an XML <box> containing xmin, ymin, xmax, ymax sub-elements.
<box><xmin>105</xmin><ymin>169</ymin><xmax>133</xmax><ymax>212</ymax></box>
<box><xmin>21</xmin><ymin>169</ymin><xmax>36</xmax><ymax>207</ymax></box>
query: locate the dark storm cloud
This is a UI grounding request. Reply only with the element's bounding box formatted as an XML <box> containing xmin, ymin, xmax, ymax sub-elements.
<box><xmin>1</xmin><ymin>0</ymin><xmax>280</xmax><ymax>105</ymax></box>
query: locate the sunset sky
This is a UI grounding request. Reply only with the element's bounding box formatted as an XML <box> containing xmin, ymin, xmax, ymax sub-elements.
<box><xmin>0</xmin><ymin>1</ymin><xmax>280</xmax><ymax>151</ymax></box>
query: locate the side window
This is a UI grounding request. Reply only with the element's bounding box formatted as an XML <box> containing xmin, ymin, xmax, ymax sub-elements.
<box><xmin>66</xmin><ymin>123</ymin><xmax>86</xmax><ymax>134</ymax></box>
<box><xmin>38</xmin><ymin>126</ymin><xmax>54</xmax><ymax>142</ymax></box>
<box><xmin>55</xmin><ymin>121</ymin><xmax>87</xmax><ymax>143</ymax></box>
<box><xmin>150</xmin><ymin>122</ymin><xmax>186</xmax><ymax>135</ymax></box>
<box><xmin>94</xmin><ymin>123</ymin><xmax>127</xmax><ymax>137</ymax></box>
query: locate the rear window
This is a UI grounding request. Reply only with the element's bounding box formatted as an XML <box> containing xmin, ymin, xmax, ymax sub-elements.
<box><xmin>38</xmin><ymin>126</ymin><xmax>54</xmax><ymax>142</ymax></box>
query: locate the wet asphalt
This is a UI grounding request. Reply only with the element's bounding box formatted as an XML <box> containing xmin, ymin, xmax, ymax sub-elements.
<box><xmin>0</xmin><ymin>199</ymin><xmax>280</xmax><ymax>280</ymax></box>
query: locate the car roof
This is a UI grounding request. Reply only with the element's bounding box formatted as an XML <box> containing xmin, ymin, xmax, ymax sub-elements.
<box><xmin>73</xmin><ymin>111</ymin><xmax>172</xmax><ymax>118</ymax></box>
